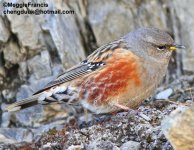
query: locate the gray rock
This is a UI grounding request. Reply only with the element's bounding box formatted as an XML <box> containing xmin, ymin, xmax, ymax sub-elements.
<box><xmin>172</xmin><ymin>0</ymin><xmax>194</xmax><ymax>72</ymax></box>
<box><xmin>88</xmin><ymin>0</ymin><xmax>168</xmax><ymax>46</ymax></box>
<box><xmin>0</xmin><ymin>128</ymin><xmax>33</xmax><ymax>144</ymax></box>
<box><xmin>3</xmin><ymin>40</ymin><xmax>24</xmax><ymax>67</ymax></box>
<box><xmin>0</xmin><ymin>112</ymin><xmax>11</xmax><ymax>128</ymax></box>
<box><xmin>27</xmin><ymin>64</ymin><xmax>63</xmax><ymax>92</ymax></box>
<box><xmin>42</xmin><ymin>1</ymin><xmax>85</xmax><ymax>68</ymax></box>
<box><xmin>67</xmin><ymin>144</ymin><xmax>84</xmax><ymax>150</ymax></box>
<box><xmin>2</xmin><ymin>89</ymin><xmax>16</xmax><ymax>103</ymax></box>
<box><xmin>0</xmin><ymin>16</ymin><xmax>10</xmax><ymax>43</ymax></box>
<box><xmin>18</xmin><ymin>61</ymin><xmax>28</xmax><ymax>81</ymax></box>
<box><xmin>135</xmin><ymin>0</ymin><xmax>167</xmax><ymax>29</ymax></box>
<box><xmin>87</xmin><ymin>140</ymin><xmax>119</xmax><ymax>150</ymax></box>
<box><xmin>0</xmin><ymin>119</ymin><xmax>66</xmax><ymax>144</ymax></box>
<box><xmin>162</xmin><ymin>106</ymin><xmax>194</xmax><ymax>150</ymax></box>
<box><xmin>13</xmin><ymin>64</ymin><xmax>64</xmax><ymax>127</ymax></box>
<box><xmin>34</xmin><ymin>120</ymin><xmax>65</xmax><ymax>136</ymax></box>
<box><xmin>27</xmin><ymin>50</ymin><xmax>52</xmax><ymax>79</ymax></box>
<box><xmin>6</xmin><ymin>3</ymin><xmax>44</xmax><ymax>51</ymax></box>
<box><xmin>120</xmin><ymin>141</ymin><xmax>140</xmax><ymax>150</ymax></box>
<box><xmin>88</xmin><ymin>0</ymin><xmax>134</xmax><ymax>46</ymax></box>
<box><xmin>16</xmin><ymin>84</ymin><xmax>34</xmax><ymax>100</ymax></box>
<box><xmin>155</xmin><ymin>88</ymin><xmax>173</xmax><ymax>100</ymax></box>
<box><xmin>15</xmin><ymin>106</ymin><xmax>43</xmax><ymax>127</ymax></box>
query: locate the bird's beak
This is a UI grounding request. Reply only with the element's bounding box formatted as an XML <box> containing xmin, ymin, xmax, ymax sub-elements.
<box><xmin>169</xmin><ymin>44</ymin><xmax>185</xmax><ymax>51</ymax></box>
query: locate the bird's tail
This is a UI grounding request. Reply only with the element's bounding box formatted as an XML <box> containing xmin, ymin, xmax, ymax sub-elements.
<box><xmin>4</xmin><ymin>94</ymin><xmax>41</xmax><ymax>112</ymax></box>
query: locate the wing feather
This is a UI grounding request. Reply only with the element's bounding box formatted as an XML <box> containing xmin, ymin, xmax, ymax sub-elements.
<box><xmin>34</xmin><ymin>38</ymin><xmax>128</xmax><ymax>95</ymax></box>
<box><xmin>33</xmin><ymin>62</ymin><xmax>105</xmax><ymax>94</ymax></box>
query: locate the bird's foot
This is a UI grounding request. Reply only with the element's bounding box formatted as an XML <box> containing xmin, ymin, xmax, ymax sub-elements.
<box><xmin>113</xmin><ymin>103</ymin><xmax>139</xmax><ymax>116</ymax></box>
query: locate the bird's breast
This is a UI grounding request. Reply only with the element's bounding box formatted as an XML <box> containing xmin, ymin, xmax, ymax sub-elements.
<box><xmin>79</xmin><ymin>50</ymin><xmax>142</xmax><ymax>107</ymax></box>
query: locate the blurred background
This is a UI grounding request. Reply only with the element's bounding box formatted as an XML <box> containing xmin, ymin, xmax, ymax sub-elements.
<box><xmin>0</xmin><ymin>0</ymin><xmax>194</xmax><ymax>146</ymax></box>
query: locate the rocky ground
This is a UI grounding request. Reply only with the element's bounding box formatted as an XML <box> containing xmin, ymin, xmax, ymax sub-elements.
<box><xmin>0</xmin><ymin>101</ymin><xmax>176</xmax><ymax>150</ymax></box>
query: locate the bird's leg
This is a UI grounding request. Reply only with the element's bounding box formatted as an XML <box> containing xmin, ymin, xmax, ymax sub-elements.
<box><xmin>113</xmin><ymin>103</ymin><xmax>139</xmax><ymax>116</ymax></box>
<box><xmin>84</xmin><ymin>108</ymin><xmax>88</xmax><ymax>122</ymax></box>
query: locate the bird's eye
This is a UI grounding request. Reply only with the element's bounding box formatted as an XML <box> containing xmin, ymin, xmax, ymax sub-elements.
<box><xmin>157</xmin><ymin>46</ymin><xmax>166</xmax><ymax>51</ymax></box>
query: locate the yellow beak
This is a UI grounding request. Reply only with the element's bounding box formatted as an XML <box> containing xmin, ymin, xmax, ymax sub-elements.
<box><xmin>170</xmin><ymin>44</ymin><xmax>185</xmax><ymax>51</ymax></box>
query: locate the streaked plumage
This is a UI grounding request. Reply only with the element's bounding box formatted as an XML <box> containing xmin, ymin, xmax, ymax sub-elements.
<box><xmin>5</xmin><ymin>27</ymin><xmax>184</xmax><ymax>114</ymax></box>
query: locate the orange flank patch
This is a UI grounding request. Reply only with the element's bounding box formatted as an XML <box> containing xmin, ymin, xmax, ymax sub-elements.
<box><xmin>80</xmin><ymin>50</ymin><xmax>141</xmax><ymax>106</ymax></box>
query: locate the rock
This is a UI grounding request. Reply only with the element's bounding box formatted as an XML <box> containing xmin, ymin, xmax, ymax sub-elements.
<box><xmin>155</xmin><ymin>88</ymin><xmax>173</xmax><ymax>100</ymax></box>
<box><xmin>27</xmin><ymin>50</ymin><xmax>52</xmax><ymax>79</ymax></box>
<box><xmin>18</xmin><ymin>62</ymin><xmax>28</xmax><ymax>81</ymax></box>
<box><xmin>11</xmin><ymin>64</ymin><xmax>64</xmax><ymax>127</ymax></box>
<box><xmin>120</xmin><ymin>141</ymin><xmax>140</xmax><ymax>150</ymax></box>
<box><xmin>0</xmin><ymin>119</ymin><xmax>66</xmax><ymax>144</ymax></box>
<box><xmin>0</xmin><ymin>134</ymin><xmax>17</xmax><ymax>144</ymax></box>
<box><xmin>88</xmin><ymin>0</ymin><xmax>134</xmax><ymax>46</ymax></box>
<box><xmin>0</xmin><ymin>16</ymin><xmax>10</xmax><ymax>42</ymax></box>
<box><xmin>172</xmin><ymin>0</ymin><xmax>194</xmax><ymax>72</ymax></box>
<box><xmin>2</xmin><ymin>89</ymin><xmax>16</xmax><ymax>103</ymax></box>
<box><xmin>3</xmin><ymin>40</ymin><xmax>24</xmax><ymax>68</ymax></box>
<box><xmin>6</xmin><ymin>4</ymin><xmax>44</xmax><ymax>51</ymax></box>
<box><xmin>32</xmin><ymin>101</ymin><xmax>175</xmax><ymax>149</ymax></box>
<box><xmin>136</xmin><ymin>0</ymin><xmax>167</xmax><ymax>29</ymax></box>
<box><xmin>67</xmin><ymin>144</ymin><xmax>84</xmax><ymax>150</ymax></box>
<box><xmin>42</xmin><ymin>1</ymin><xmax>86</xmax><ymax>68</ymax></box>
<box><xmin>88</xmin><ymin>0</ymin><xmax>168</xmax><ymax>46</ymax></box>
<box><xmin>87</xmin><ymin>140</ymin><xmax>119</xmax><ymax>150</ymax></box>
<box><xmin>162</xmin><ymin>106</ymin><xmax>194</xmax><ymax>150</ymax></box>
<box><xmin>0</xmin><ymin>128</ymin><xmax>33</xmax><ymax>143</ymax></box>
<box><xmin>14</xmin><ymin>105</ymin><xmax>43</xmax><ymax>127</ymax></box>
<box><xmin>16</xmin><ymin>84</ymin><xmax>34</xmax><ymax>100</ymax></box>
<box><xmin>0</xmin><ymin>112</ymin><xmax>11</xmax><ymax>127</ymax></box>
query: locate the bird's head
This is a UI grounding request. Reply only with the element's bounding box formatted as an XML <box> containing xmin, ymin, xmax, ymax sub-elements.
<box><xmin>125</xmin><ymin>27</ymin><xmax>185</xmax><ymax>63</ymax></box>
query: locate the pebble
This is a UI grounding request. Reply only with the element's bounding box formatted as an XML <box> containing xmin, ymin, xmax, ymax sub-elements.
<box><xmin>120</xmin><ymin>141</ymin><xmax>140</xmax><ymax>150</ymax></box>
<box><xmin>155</xmin><ymin>88</ymin><xmax>173</xmax><ymax>100</ymax></box>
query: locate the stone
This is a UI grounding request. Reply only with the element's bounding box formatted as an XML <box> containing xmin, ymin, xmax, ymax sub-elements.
<box><xmin>12</xmin><ymin>64</ymin><xmax>64</xmax><ymax>127</ymax></box>
<box><xmin>88</xmin><ymin>0</ymin><xmax>168</xmax><ymax>46</ymax></box>
<box><xmin>162</xmin><ymin>106</ymin><xmax>194</xmax><ymax>150</ymax></box>
<box><xmin>120</xmin><ymin>141</ymin><xmax>140</xmax><ymax>150</ymax></box>
<box><xmin>15</xmin><ymin>105</ymin><xmax>43</xmax><ymax>127</ymax></box>
<box><xmin>42</xmin><ymin>1</ymin><xmax>86</xmax><ymax>68</ymax></box>
<box><xmin>2</xmin><ymin>89</ymin><xmax>16</xmax><ymax>103</ymax></box>
<box><xmin>88</xmin><ymin>0</ymin><xmax>135</xmax><ymax>46</ymax></box>
<box><xmin>3</xmin><ymin>40</ymin><xmax>24</xmax><ymax>67</ymax></box>
<box><xmin>6</xmin><ymin>4</ymin><xmax>44</xmax><ymax>52</ymax></box>
<box><xmin>67</xmin><ymin>144</ymin><xmax>84</xmax><ymax>150</ymax></box>
<box><xmin>0</xmin><ymin>134</ymin><xmax>17</xmax><ymax>144</ymax></box>
<box><xmin>155</xmin><ymin>88</ymin><xmax>173</xmax><ymax>100</ymax></box>
<box><xmin>0</xmin><ymin>128</ymin><xmax>33</xmax><ymax>143</ymax></box>
<box><xmin>87</xmin><ymin>140</ymin><xmax>119</xmax><ymax>150</ymax></box>
<box><xmin>27</xmin><ymin>50</ymin><xmax>52</xmax><ymax>79</ymax></box>
<box><xmin>135</xmin><ymin>0</ymin><xmax>167</xmax><ymax>29</ymax></box>
<box><xmin>0</xmin><ymin>114</ymin><xmax>66</xmax><ymax>144</ymax></box>
<box><xmin>0</xmin><ymin>112</ymin><xmax>11</xmax><ymax>127</ymax></box>
<box><xmin>18</xmin><ymin>61</ymin><xmax>28</xmax><ymax>81</ymax></box>
<box><xmin>0</xmin><ymin>16</ymin><xmax>10</xmax><ymax>43</ymax></box>
<box><xmin>16</xmin><ymin>84</ymin><xmax>33</xmax><ymax>100</ymax></box>
<box><xmin>172</xmin><ymin>0</ymin><xmax>194</xmax><ymax>72</ymax></box>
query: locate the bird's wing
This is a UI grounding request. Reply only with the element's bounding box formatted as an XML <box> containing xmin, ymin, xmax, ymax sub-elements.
<box><xmin>4</xmin><ymin>38</ymin><xmax>129</xmax><ymax>112</ymax></box>
<box><xmin>34</xmin><ymin>38</ymin><xmax>128</xmax><ymax>95</ymax></box>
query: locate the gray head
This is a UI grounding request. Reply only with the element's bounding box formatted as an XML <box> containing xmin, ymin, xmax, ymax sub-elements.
<box><xmin>124</xmin><ymin>27</ymin><xmax>184</xmax><ymax>62</ymax></box>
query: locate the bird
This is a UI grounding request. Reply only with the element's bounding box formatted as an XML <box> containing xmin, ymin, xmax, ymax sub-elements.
<box><xmin>5</xmin><ymin>27</ymin><xmax>185</xmax><ymax>114</ymax></box>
